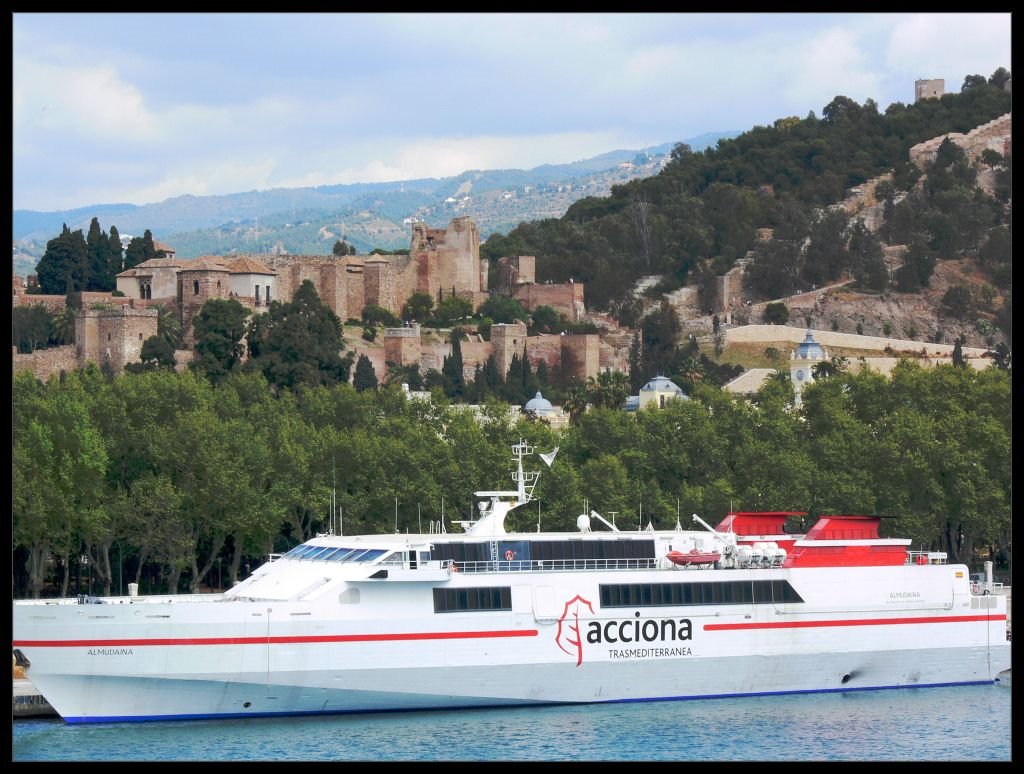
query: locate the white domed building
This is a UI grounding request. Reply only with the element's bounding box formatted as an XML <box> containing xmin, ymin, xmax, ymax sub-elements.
<box><xmin>637</xmin><ymin>375</ymin><xmax>690</xmax><ymax>410</ymax></box>
<box><xmin>523</xmin><ymin>391</ymin><xmax>569</xmax><ymax>429</ymax></box>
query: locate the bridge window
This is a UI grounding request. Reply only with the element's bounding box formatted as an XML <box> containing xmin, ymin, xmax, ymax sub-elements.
<box><xmin>433</xmin><ymin>586</ymin><xmax>512</xmax><ymax>613</ymax></box>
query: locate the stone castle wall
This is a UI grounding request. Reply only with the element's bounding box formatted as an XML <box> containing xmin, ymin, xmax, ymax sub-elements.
<box><xmin>12</xmin><ymin>345</ymin><xmax>79</xmax><ymax>382</ymax></box>
<box><xmin>909</xmin><ymin>113</ymin><xmax>1012</xmax><ymax>169</ymax></box>
<box><xmin>512</xmin><ymin>282</ymin><xmax>585</xmax><ymax>321</ymax></box>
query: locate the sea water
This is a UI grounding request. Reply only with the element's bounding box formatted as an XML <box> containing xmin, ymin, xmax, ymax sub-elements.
<box><xmin>12</xmin><ymin>684</ymin><xmax>1012</xmax><ymax>761</ymax></box>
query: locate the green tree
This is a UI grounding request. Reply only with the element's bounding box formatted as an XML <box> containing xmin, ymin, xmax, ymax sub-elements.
<box><xmin>108</xmin><ymin>225</ymin><xmax>123</xmax><ymax>275</ymax></box>
<box><xmin>951</xmin><ymin>338</ymin><xmax>966</xmax><ymax>368</ymax></box>
<box><xmin>433</xmin><ymin>295</ymin><xmax>473</xmax><ymax>326</ymax></box>
<box><xmin>362</xmin><ymin>303</ymin><xmax>401</xmax><ymax>327</ymax></box>
<box><xmin>123</xmin><ymin>229</ymin><xmax>159</xmax><ymax>271</ymax></box>
<box><xmin>401</xmin><ymin>291</ymin><xmax>434</xmax><ymax>323</ymax></box>
<box><xmin>942</xmin><ymin>285</ymin><xmax>974</xmax><ymax>320</ymax></box>
<box><xmin>353</xmin><ymin>354</ymin><xmax>379</xmax><ymax>391</ymax></box>
<box><xmin>190</xmin><ymin>298</ymin><xmax>251</xmax><ymax>385</ymax></box>
<box><xmin>561</xmin><ymin>382</ymin><xmax>589</xmax><ymax>425</ymax></box>
<box><xmin>333</xmin><ymin>239</ymin><xmax>356</xmax><ymax>256</ymax></box>
<box><xmin>803</xmin><ymin>208</ymin><xmax>849</xmax><ymax>285</ymax></box>
<box><xmin>478</xmin><ymin>294</ymin><xmax>528</xmax><ymax>324</ymax></box>
<box><xmin>529</xmin><ymin>305</ymin><xmax>561</xmax><ymax>334</ymax></box>
<box><xmin>247</xmin><ymin>280</ymin><xmax>352</xmax><ymax>391</ymax></box>
<box><xmin>847</xmin><ymin>221</ymin><xmax>888</xmax><ymax>291</ymax></box>
<box><xmin>441</xmin><ymin>331</ymin><xmax>466</xmax><ymax>398</ymax></box>
<box><xmin>12</xmin><ymin>304</ymin><xmax>54</xmax><ymax>353</ymax></box>
<box><xmin>762</xmin><ymin>302</ymin><xmax>789</xmax><ymax>325</ymax></box>
<box><xmin>35</xmin><ymin>224</ymin><xmax>88</xmax><ymax>295</ymax></box>
<box><xmin>126</xmin><ymin>336</ymin><xmax>177</xmax><ymax>373</ymax></box>
<box><xmin>50</xmin><ymin>304</ymin><xmax>77</xmax><ymax>347</ymax></box>
<box><xmin>13</xmin><ymin>371</ymin><xmax>109</xmax><ymax>598</ymax></box>
<box><xmin>153</xmin><ymin>303</ymin><xmax>183</xmax><ymax>350</ymax></box>
<box><xmin>628</xmin><ymin>332</ymin><xmax>645</xmax><ymax>393</ymax></box>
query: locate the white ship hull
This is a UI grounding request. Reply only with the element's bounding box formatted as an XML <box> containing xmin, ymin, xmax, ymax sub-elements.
<box><xmin>14</xmin><ymin>565</ymin><xmax>1011</xmax><ymax>723</ymax></box>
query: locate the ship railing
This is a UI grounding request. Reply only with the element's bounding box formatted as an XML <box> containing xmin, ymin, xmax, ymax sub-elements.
<box><xmin>449</xmin><ymin>558</ymin><xmax>658</xmax><ymax>573</ymax></box>
<box><xmin>906</xmin><ymin>551</ymin><xmax>948</xmax><ymax>566</ymax></box>
<box><xmin>971</xmin><ymin>581</ymin><xmax>1005</xmax><ymax>595</ymax></box>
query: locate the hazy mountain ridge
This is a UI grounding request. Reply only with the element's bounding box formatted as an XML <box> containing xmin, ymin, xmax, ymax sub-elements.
<box><xmin>12</xmin><ymin>133</ymin><xmax>740</xmax><ymax>262</ymax></box>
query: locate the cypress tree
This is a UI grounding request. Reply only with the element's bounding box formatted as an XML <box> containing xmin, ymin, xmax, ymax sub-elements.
<box><xmin>108</xmin><ymin>225</ymin><xmax>124</xmax><ymax>274</ymax></box>
<box><xmin>85</xmin><ymin>217</ymin><xmax>103</xmax><ymax>291</ymax></box>
<box><xmin>441</xmin><ymin>332</ymin><xmax>465</xmax><ymax>398</ymax></box>
<box><xmin>353</xmin><ymin>354</ymin><xmax>379</xmax><ymax>391</ymax></box>
<box><xmin>35</xmin><ymin>224</ymin><xmax>88</xmax><ymax>295</ymax></box>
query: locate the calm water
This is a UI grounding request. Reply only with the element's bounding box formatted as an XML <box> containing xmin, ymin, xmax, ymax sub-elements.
<box><xmin>12</xmin><ymin>684</ymin><xmax>1012</xmax><ymax>761</ymax></box>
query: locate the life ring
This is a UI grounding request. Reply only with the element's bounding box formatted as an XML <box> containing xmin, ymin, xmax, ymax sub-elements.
<box><xmin>504</xmin><ymin>550</ymin><xmax>515</xmax><ymax>561</ymax></box>
<box><xmin>451</xmin><ymin>562</ymin><xmax>458</xmax><ymax>573</ymax></box>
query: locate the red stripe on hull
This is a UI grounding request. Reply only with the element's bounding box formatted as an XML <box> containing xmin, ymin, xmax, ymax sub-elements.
<box><xmin>13</xmin><ymin>629</ymin><xmax>539</xmax><ymax>648</ymax></box>
<box><xmin>704</xmin><ymin>614</ymin><xmax>1005</xmax><ymax>631</ymax></box>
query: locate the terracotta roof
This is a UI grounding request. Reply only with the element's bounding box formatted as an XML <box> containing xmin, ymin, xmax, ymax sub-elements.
<box><xmin>177</xmin><ymin>255</ymin><xmax>231</xmax><ymax>272</ymax></box>
<box><xmin>133</xmin><ymin>257</ymin><xmax>181</xmax><ymax>269</ymax></box>
<box><xmin>226</xmin><ymin>256</ymin><xmax>276</xmax><ymax>275</ymax></box>
<box><xmin>153</xmin><ymin>241</ymin><xmax>176</xmax><ymax>253</ymax></box>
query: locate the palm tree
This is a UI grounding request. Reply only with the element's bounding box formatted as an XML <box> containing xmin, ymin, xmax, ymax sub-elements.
<box><xmin>153</xmin><ymin>303</ymin><xmax>183</xmax><ymax>350</ymax></box>
<box><xmin>597</xmin><ymin>370</ymin><xmax>630</xmax><ymax>409</ymax></box>
<box><xmin>49</xmin><ymin>305</ymin><xmax>77</xmax><ymax>346</ymax></box>
<box><xmin>561</xmin><ymin>383</ymin><xmax>589</xmax><ymax>425</ymax></box>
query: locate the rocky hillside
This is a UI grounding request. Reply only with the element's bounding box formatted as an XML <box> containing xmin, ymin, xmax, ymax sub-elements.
<box><xmin>784</xmin><ymin>258</ymin><xmax>1005</xmax><ymax>350</ymax></box>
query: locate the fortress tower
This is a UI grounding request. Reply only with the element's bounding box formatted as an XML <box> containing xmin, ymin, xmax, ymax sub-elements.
<box><xmin>915</xmin><ymin>78</ymin><xmax>945</xmax><ymax>102</ymax></box>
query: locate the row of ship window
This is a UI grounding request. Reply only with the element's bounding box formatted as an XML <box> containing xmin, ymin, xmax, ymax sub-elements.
<box><xmin>432</xmin><ymin>580</ymin><xmax>804</xmax><ymax>613</ymax></box>
<box><xmin>282</xmin><ymin>545</ymin><xmax>387</xmax><ymax>563</ymax></box>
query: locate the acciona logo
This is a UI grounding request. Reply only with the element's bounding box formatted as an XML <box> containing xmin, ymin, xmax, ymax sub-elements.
<box><xmin>554</xmin><ymin>594</ymin><xmax>693</xmax><ymax>666</ymax></box>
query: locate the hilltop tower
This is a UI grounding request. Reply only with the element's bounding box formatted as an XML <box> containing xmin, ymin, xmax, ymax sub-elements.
<box><xmin>915</xmin><ymin>78</ymin><xmax>945</xmax><ymax>102</ymax></box>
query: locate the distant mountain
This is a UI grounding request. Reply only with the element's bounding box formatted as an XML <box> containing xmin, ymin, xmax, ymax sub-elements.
<box><xmin>12</xmin><ymin>131</ymin><xmax>742</xmax><ymax>263</ymax></box>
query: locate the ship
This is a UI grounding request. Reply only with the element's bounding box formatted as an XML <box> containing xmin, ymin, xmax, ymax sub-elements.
<box><xmin>12</xmin><ymin>441</ymin><xmax>1011</xmax><ymax>723</ymax></box>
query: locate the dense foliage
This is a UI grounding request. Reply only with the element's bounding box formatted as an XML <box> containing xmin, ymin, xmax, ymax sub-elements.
<box><xmin>12</xmin><ymin>360</ymin><xmax>1010</xmax><ymax>598</ymax></box>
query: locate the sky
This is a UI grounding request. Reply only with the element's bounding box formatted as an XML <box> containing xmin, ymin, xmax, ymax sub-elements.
<box><xmin>12</xmin><ymin>12</ymin><xmax>1013</xmax><ymax>213</ymax></box>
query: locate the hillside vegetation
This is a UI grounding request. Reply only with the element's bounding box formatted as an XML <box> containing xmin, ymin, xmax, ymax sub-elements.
<box><xmin>481</xmin><ymin>72</ymin><xmax>1011</xmax><ymax>321</ymax></box>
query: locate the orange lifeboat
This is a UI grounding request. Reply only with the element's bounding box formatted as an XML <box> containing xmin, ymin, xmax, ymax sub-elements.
<box><xmin>666</xmin><ymin>550</ymin><xmax>721</xmax><ymax>567</ymax></box>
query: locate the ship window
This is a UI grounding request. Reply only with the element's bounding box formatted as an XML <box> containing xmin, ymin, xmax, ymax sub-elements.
<box><xmin>303</xmin><ymin>546</ymin><xmax>334</xmax><ymax>560</ymax></box>
<box><xmin>599</xmin><ymin>581</ymin><xmax>805</xmax><ymax>608</ymax></box>
<box><xmin>285</xmin><ymin>545</ymin><xmax>320</xmax><ymax>559</ymax></box>
<box><xmin>433</xmin><ymin>586</ymin><xmax>512</xmax><ymax>613</ymax></box>
<box><xmin>329</xmin><ymin>548</ymin><xmax>361</xmax><ymax>561</ymax></box>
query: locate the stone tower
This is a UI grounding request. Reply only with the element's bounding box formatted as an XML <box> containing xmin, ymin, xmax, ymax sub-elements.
<box><xmin>915</xmin><ymin>78</ymin><xmax>945</xmax><ymax>102</ymax></box>
<box><xmin>177</xmin><ymin>257</ymin><xmax>232</xmax><ymax>345</ymax></box>
<box><xmin>490</xmin><ymin>321</ymin><xmax>528</xmax><ymax>378</ymax></box>
<box><xmin>790</xmin><ymin>328</ymin><xmax>828</xmax><ymax>407</ymax></box>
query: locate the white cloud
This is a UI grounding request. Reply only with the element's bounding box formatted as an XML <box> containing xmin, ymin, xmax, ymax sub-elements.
<box><xmin>885</xmin><ymin>13</ymin><xmax>1011</xmax><ymax>79</ymax></box>
<box><xmin>783</xmin><ymin>27</ymin><xmax>880</xmax><ymax>106</ymax></box>
<box><xmin>13</xmin><ymin>58</ymin><xmax>159</xmax><ymax>147</ymax></box>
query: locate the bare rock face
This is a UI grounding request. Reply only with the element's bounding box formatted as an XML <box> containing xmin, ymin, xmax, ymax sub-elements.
<box><xmin>785</xmin><ymin>259</ymin><xmax>1003</xmax><ymax>349</ymax></box>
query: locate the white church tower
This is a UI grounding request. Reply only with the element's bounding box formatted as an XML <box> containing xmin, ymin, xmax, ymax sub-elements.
<box><xmin>790</xmin><ymin>329</ymin><xmax>828</xmax><ymax>407</ymax></box>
